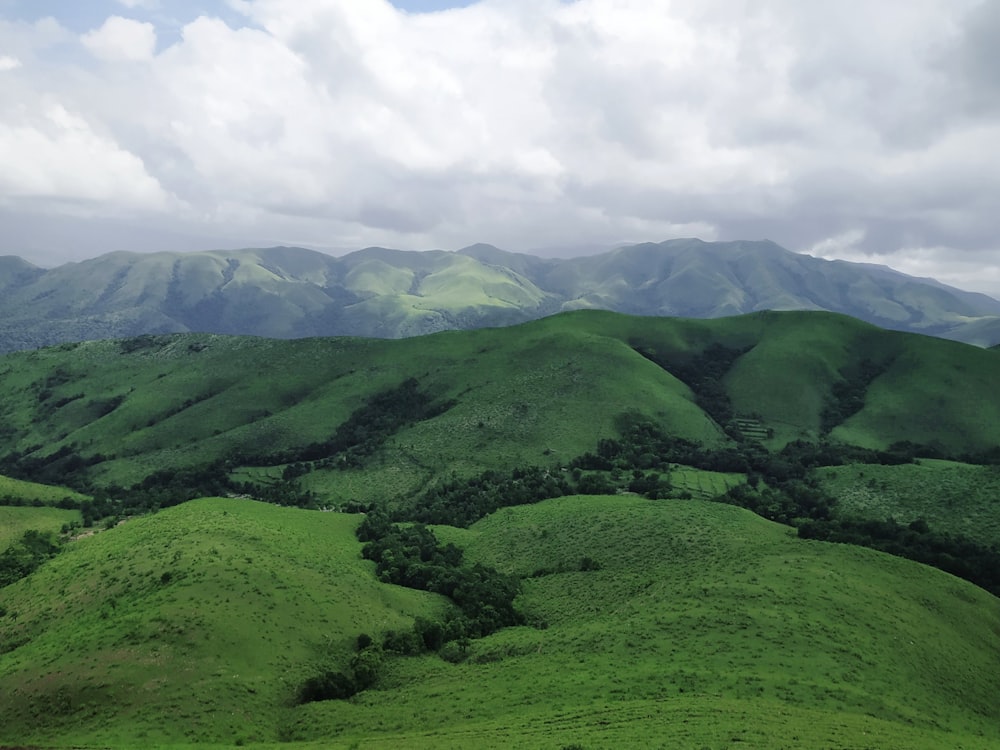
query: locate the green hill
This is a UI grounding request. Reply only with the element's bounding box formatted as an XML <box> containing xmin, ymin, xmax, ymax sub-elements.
<box><xmin>3</xmin><ymin>496</ymin><xmax>998</xmax><ymax>748</ymax></box>
<box><xmin>817</xmin><ymin>460</ymin><xmax>1000</xmax><ymax>546</ymax></box>
<box><xmin>0</xmin><ymin>497</ymin><xmax>445</xmax><ymax>747</ymax></box>
<box><xmin>0</xmin><ymin>474</ymin><xmax>89</xmax><ymax>506</ymax></box>
<box><xmin>1</xmin><ymin>310</ymin><xmax>999</xmax><ymax>495</ymax></box>
<box><xmin>3</xmin><ymin>310</ymin><xmax>1000</xmax><ymax>748</ymax></box>
<box><xmin>0</xmin><ymin>506</ymin><xmax>79</xmax><ymax>549</ymax></box>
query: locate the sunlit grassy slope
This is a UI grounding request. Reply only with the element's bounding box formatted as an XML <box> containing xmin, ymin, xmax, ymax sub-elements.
<box><xmin>283</xmin><ymin>496</ymin><xmax>1000</xmax><ymax>749</ymax></box>
<box><xmin>0</xmin><ymin>506</ymin><xmax>80</xmax><ymax>549</ymax></box>
<box><xmin>0</xmin><ymin>498</ymin><xmax>446</xmax><ymax>748</ymax></box>
<box><xmin>0</xmin><ymin>473</ymin><xmax>89</xmax><ymax>505</ymax></box>
<box><xmin>818</xmin><ymin>460</ymin><xmax>1000</xmax><ymax>545</ymax></box>
<box><xmin>1</xmin><ymin>310</ymin><xmax>999</xmax><ymax>498</ymax></box>
<box><xmin>3</xmin><ymin>496</ymin><xmax>999</xmax><ymax>749</ymax></box>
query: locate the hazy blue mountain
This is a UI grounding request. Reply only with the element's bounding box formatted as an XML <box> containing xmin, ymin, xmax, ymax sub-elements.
<box><xmin>1</xmin><ymin>239</ymin><xmax>999</xmax><ymax>352</ymax></box>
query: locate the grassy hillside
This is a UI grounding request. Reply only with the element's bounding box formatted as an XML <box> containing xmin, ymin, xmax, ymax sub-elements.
<box><xmin>0</xmin><ymin>497</ymin><xmax>445</xmax><ymax>747</ymax></box>
<box><xmin>1</xmin><ymin>310</ymin><xmax>999</xmax><ymax>499</ymax></box>
<box><xmin>2</xmin><ymin>495</ymin><xmax>998</xmax><ymax>748</ymax></box>
<box><xmin>0</xmin><ymin>506</ymin><xmax>80</xmax><ymax>549</ymax></box>
<box><xmin>818</xmin><ymin>460</ymin><xmax>1000</xmax><ymax>546</ymax></box>
<box><xmin>286</xmin><ymin>496</ymin><xmax>1000</xmax><ymax>748</ymax></box>
<box><xmin>0</xmin><ymin>474</ymin><xmax>89</xmax><ymax>505</ymax></box>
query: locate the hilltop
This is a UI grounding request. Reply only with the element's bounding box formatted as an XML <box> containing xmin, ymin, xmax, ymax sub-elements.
<box><xmin>2</xmin><ymin>239</ymin><xmax>1000</xmax><ymax>352</ymax></box>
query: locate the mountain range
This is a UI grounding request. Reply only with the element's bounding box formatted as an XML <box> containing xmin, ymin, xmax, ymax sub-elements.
<box><xmin>3</xmin><ymin>238</ymin><xmax>1000</xmax><ymax>353</ymax></box>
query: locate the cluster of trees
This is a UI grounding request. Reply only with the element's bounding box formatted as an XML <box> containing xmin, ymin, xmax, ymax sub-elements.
<box><xmin>299</xmin><ymin>511</ymin><xmax>525</xmax><ymax>704</ymax></box>
<box><xmin>717</xmin><ymin>481</ymin><xmax>833</xmax><ymax>526</ymax></box>
<box><xmin>0</xmin><ymin>444</ymin><xmax>108</xmax><ymax>487</ymax></box>
<box><xmin>357</xmin><ymin>512</ymin><xmax>523</xmax><ymax>638</ymax></box>
<box><xmin>0</xmin><ymin>529</ymin><xmax>60</xmax><ymax>588</ymax></box>
<box><xmin>714</xmin><ymin>465</ymin><xmax>1000</xmax><ymax>598</ymax></box>
<box><xmin>402</xmin><ymin>418</ymin><xmax>927</xmax><ymax>533</ymax></box>
<box><xmin>819</xmin><ymin>358</ymin><xmax>890</xmax><ymax>434</ymax></box>
<box><xmin>406</xmin><ymin>466</ymin><xmax>572</xmax><ymax>527</ymax></box>
<box><xmin>297</xmin><ymin>635</ymin><xmax>385</xmax><ymax>704</ymax></box>
<box><xmin>632</xmin><ymin>342</ymin><xmax>749</xmax><ymax>430</ymax></box>
<box><xmin>573</xmin><ymin>416</ymin><xmax>917</xmax><ymax>484</ymax></box>
<box><xmin>1</xmin><ymin>461</ymin><xmax>317</xmax><ymax>528</ymax></box>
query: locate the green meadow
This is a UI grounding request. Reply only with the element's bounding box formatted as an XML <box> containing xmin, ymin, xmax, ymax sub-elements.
<box><xmin>0</xmin><ymin>473</ymin><xmax>89</xmax><ymax>505</ymax></box>
<box><xmin>2</xmin><ymin>310</ymin><xmax>1000</xmax><ymax>748</ymax></box>
<box><xmin>2</xmin><ymin>310</ymin><xmax>1000</xmax><ymax>495</ymax></box>
<box><xmin>0</xmin><ymin>505</ymin><xmax>80</xmax><ymax>549</ymax></box>
<box><xmin>2</xmin><ymin>495</ymin><xmax>999</xmax><ymax>749</ymax></box>
<box><xmin>819</xmin><ymin>460</ymin><xmax>1000</xmax><ymax>546</ymax></box>
<box><xmin>0</xmin><ymin>498</ymin><xmax>445</xmax><ymax>747</ymax></box>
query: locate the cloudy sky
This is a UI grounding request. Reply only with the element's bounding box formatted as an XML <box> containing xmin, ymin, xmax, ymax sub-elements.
<box><xmin>1</xmin><ymin>0</ymin><xmax>999</xmax><ymax>294</ymax></box>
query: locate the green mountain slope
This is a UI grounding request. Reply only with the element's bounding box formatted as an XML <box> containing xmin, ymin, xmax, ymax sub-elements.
<box><xmin>0</xmin><ymin>506</ymin><xmax>79</xmax><ymax>550</ymax></box>
<box><xmin>817</xmin><ymin>460</ymin><xmax>1000</xmax><ymax>546</ymax></box>
<box><xmin>1</xmin><ymin>310</ymin><xmax>998</xmax><ymax>496</ymax></box>
<box><xmin>4</xmin><ymin>496</ymin><xmax>997</xmax><ymax>748</ymax></box>
<box><xmin>0</xmin><ymin>497</ymin><xmax>445</xmax><ymax>747</ymax></box>
<box><xmin>3</xmin><ymin>239</ymin><xmax>1000</xmax><ymax>352</ymax></box>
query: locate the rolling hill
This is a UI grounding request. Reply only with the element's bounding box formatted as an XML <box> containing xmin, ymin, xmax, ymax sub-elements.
<box><xmin>3</xmin><ymin>311</ymin><xmax>1000</xmax><ymax>748</ymax></box>
<box><xmin>2</xmin><ymin>239</ymin><xmax>1000</xmax><ymax>352</ymax></box>
<box><xmin>1</xmin><ymin>310</ymin><xmax>999</xmax><ymax>497</ymax></box>
<box><xmin>1</xmin><ymin>495</ymin><xmax>998</xmax><ymax>748</ymax></box>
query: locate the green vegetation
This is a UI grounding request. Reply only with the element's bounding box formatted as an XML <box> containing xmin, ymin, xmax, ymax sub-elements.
<box><xmin>0</xmin><ymin>528</ymin><xmax>61</xmax><ymax>588</ymax></box>
<box><xmin>4</xmin><ymin>308</ymin><xmax>1000</xmax><ymax>504</ymax></box>
<box><xmin>5</xmin><ymin>239</ymin><xmax>1000</xmax><ymax>353</ymax></box>
<box><xmin>281</xmin><ymin>496</ymin><xmax>1000</xmax><ymax>749</ymax></box>
<box><xmin>819</xmin><ymin>460</ymin><xmax>1000</xmax><ymax>546</ymax></box>
<box><xmin>0</xmin><ymin>498</ymin><xmax>446</xmax><ymax>747</ymax></box>
<box><xmin>3</xmin><ymin>496</ymin><xmax>999</xmax><ymax>748</ymax></box>
<box><xmin>0</xmin><ymin>473</ymin><xmax>89</xmax><ymax>506</ymax></box>
<box><xmin>2</xmin><ymin>310</ymin><xmax>1000</xmax><ymax>748</ymax></box>
<box><xmin>0</xmin><ymin>505</ymin><xmax>81</xmax><ymax>548</ymax></box>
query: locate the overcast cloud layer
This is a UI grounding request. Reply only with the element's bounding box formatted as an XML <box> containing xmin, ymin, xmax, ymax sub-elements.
<box><xmin>1</xmin><ymin>0</ymin><xmax>999</xmax><ymax>294</ymax></box>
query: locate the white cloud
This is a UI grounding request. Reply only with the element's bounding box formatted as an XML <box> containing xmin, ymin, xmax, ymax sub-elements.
<box><xmin>0</xmin><ymin>55</ymin><xmax>21</xmax><ymax>71</ymax></box>
<box><xmin>0</xmin><ymin>0</ymin><xmax>998</xmax><ymax>296</ymax></box>
<box><xmin>81</xmin><ymin>16</ymin><xmax>157</xmax><ymax>62</ymax></box>
<box><xmin>0</xmin><ymin>103</ymin><xmax>171</xmax><ymax>211</ymax></box>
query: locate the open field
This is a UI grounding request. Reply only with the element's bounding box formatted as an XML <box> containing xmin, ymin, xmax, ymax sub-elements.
<box><xmin>2</xmin><ymin>311</ymin><xmax>1000</xmax><ymax>748</ymax></box>
<box><xmin>0</xmin><ymin>498</ymin><xmax>445</xmax><ymax>747</ymax></box>
<box><xmin>288</xmin><ymin>496</ymin><xmax>1000</xmax><ymax>749</ymax></box>
<box><xmin>0</xmin><ymin>506</ymin><xmax>80</xmax><ymax>549</ymax></box>
<box><xmin>0</xmin><ymin>474</ymin><xmax>89</xmax><ymax>506</ymax></box>
<box><xmin>818</xmin><ymin>460</ymin><xmax>1000</xmax><ymax>546</ymax></box>
<box><xmin>671</xmin><ymin>466</ymin><xmax>745</xmax><ymax>499</ymax></box>
<box><xmin>3</xmin><ymin>496</ymin><xmax>999</xmax><ymax>747</ymax></box>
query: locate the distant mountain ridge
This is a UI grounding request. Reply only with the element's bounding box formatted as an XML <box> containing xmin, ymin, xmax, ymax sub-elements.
<box><xmin>2</xmin><ymin>238</ymin><xmax>1000</xmax><ymax>352</ymax></box>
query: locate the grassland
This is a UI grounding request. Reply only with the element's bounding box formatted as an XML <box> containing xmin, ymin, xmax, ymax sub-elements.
<box><xmin>2</xmin><ymin>310</ymin><xmax>1000</xmax><ymax>497</ymax></box>
<box><xmin>0</xmin><ymin>474</ymin><xmax>89</xmax><ymax>505</ymax></box>
<box><xmin>0</xmin><ymin>497</ymin><xmax>446</xmax><ymax>748</ymax></box>
<box><xmin>288</xmin><ymin>496</ymin><xmax>1000</xmax><ymax>748</ymax></box>
<box><xmin>3</xmin><ymin>495</ymin><xmax>998</xmax><ymax>748</ymax></box>
<box><xmin>670</xmin><ymin>466</ymin><xmax>745</xmax><ymax>499</ymax></box>
<box><xmin>0</xmin><ymin>506</ymin><xmax>80</xmax><ymax>549</ymax></box>
<box><xmin>818</xmin><ymin>460</ymin><xmax>1000</xmax><ymax>545</ymax></box>
<box><xmin>3</xmin><ymin>311</ymin><xmax>1000</xmax><ymax>748</ymax></box>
